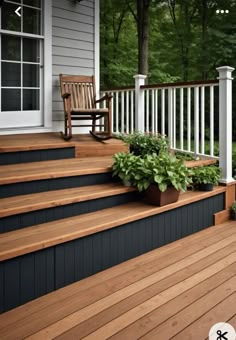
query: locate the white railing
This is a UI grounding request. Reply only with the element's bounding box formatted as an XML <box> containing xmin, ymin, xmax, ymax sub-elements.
<box><xmin>101</xmin><ymin>66</ymin><xmax>234</xmax><ymax>183</ymax></box>
<box><xmin>141</xmin><ymin>80</ymin><xmax>219</xmax><ymax>159</ymax></box>
<box><xmin>101</xmin><ymin>86</ymin><xmax>135</xmax><ymax>134</ymax></box>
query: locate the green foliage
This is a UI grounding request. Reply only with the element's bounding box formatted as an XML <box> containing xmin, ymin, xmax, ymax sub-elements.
<box><xmin>191</xmin><ymin>166</ymin><xmax>222</xmax><ymax>185</ymax></box>
<box><xmin>174</xmin><ymin>151</ymin><xmax>196</xmax><ymax>161</ymax></box>
<box><xmin>112</xmin><ymin>152</ymin><xmax>141</xmax><ymax>184</ymax></box>
<box><xmin>230</xmin><ymin>201</ymin><xmax>236</xmax><ymax>212</ymax></box>
<box><xmin>117</xmin><ymin>132</ymin><xmax>170</xmax><ymax>156</ymax></box>
<box><xmin>112</xmin><ymin>152</ymin><xmax>192</xmax><ymax>193</ymax></box>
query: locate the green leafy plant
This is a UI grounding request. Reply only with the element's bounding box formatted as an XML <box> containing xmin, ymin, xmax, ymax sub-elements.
<box><xmin>230</xmin><ymin>201</ymin><xmax>236</xmax><ymax>212</ymax></box>
<box><xmin>132</xmin><ymin>153</ymin><xmax>192</xmax><ymax>192</ymax></box>
<box><xmin>116</xmin><ymin>131</ymin><xmax>170</xmax><ymax>156</ymax></box>
<box><xmin>112</xmin><ymin>152</ymin><xmax>141</xmax><ymax>184</ymax></box>
<box><xmin>191</xmin><ymin>165</ymin><xmax>221</xmax><ymax>185</ymax></box>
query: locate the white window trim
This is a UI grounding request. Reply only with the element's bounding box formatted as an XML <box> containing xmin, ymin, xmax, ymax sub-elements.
<box><xmin>0</xmin><ymin>0</ymin><xmax>52</xmax><ymax>134</ymax></box>
<box><xmin>43</xmin><ymin>0</ymin><xmax>52</xmax><ymax>128</ymax></box>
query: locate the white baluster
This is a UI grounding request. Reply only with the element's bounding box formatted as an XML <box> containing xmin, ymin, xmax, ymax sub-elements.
<box><xmin>187</xmin><ymin>87</ymin><xmax>191</xmax><ymax>152</ymax></box>
<box><xmin>115</xmin><ymin>92</ymin><xmax>118</xmax><ymax>133</ymax></box>
<box><xmin>210</xmin><ymin>86</ymin><xmax>214</xmax><ymax>156</ymax></box>
<box><xmin>151</xmin><ymin>89</ymin><xmax>154</xmax><ymax>133</ymax></box>
<box><xmin>131</xmin><ymin>91</ymin><xmax>134</xmax><ymax>133</ymax></box>
<box><xmin>168</xmin><ymin>87</ymin><xmax>173</xmax><ymax>148</ymax></box>
<box><xmin>126</xmin><ymin>91</ymin><xmax>129</xmax><ymax>133</ymax></box>
<box><xmin>201</xmin><ymin>86</ymin><xmax>205</xmax><ymax>154</ymax></box>
<box><xmin>180</xmin><ymin>87</ymin><xmax>184</xmax><ymax>150</ymax></box>
<box><xmin>161</xmin><ymin>89</ymin><xmax>165</xmax><ymax>135</ymax></box>
<box><xmin>173</xmin><ymin>88</ymin><xmax>176</xmax><ymax>148</ymax></box>
<box><xmin>194</xmin><ymin>86</ymin><xmax>199</xmax><ymax>156</ymax></box>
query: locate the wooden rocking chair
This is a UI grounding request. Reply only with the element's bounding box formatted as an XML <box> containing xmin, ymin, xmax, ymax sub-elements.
<box><xmin>60</xmin><ymin>74</ymin><xmax>112</xmax><ymax>141</ymax></box>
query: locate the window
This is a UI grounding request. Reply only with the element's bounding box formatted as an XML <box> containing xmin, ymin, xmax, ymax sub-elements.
<box><xmin>0</xmin><ymin>0</ymin><xmax>44</xmax><ymax>128</ymax></box>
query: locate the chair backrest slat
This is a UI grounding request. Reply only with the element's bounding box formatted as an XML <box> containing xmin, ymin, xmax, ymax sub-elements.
<box><xmin>60</xmin><ymin>74</ymin><xmax>96</xmax><ymax>109</ymax></box>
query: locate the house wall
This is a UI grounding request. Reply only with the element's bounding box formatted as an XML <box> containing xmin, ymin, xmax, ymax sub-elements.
<box><xmin>51</xmin><ymin>0</ymin><xmax>98</xmax><ymax>131</ymax></box>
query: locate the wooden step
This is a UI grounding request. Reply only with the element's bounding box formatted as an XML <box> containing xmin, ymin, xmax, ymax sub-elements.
<box><xmin>0</xmin><ymin>186</ymin><xmax>226</xmax><ymax>262</ymax></box>
<box><xmin>0</xmin><ymin>183</ymin><xmax>136</xmax><ymax>218</ymax></box>
<box><xmin>0</xmin><ymin>157</ymin><xmax>113</xmax><ymax>185</ymax></box>
<box><xmin>0</xmin><ymin>157</ymin><xmax>114</xmax><ymax>198</ymax></box>
<box><xmin>0</xmin><ymin>183</ymin><xmax>137</xmax><ymax>233</ymax></box>
<box><xmin>0</xmin><ymin>220</ymin><xmax>235</xmax><ymax>339</ymax></box>
<box><xmin>0</xmin><ymin>133</ymin><xmax>128</xmax><ymax>158</ymax></box>
<box><xmin>0</xmin><ymin>156</ymin><xmax>217</xmax><ymax>187</ymax></box>
<box><xmin>0</xmin><ymin>186</ymin><xmax>226</xmax><ymax>313</ymax></box>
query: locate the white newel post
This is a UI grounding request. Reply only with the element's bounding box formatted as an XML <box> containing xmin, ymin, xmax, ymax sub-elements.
<box><xmin>217</xmin><ymin>66</ymin><xmax>235</xmax><ymax>183</ymax></box>
<box><xmin>134</xmin><ymin>74</ymin><xmax>146</xmax><ymax>132</ymax></box>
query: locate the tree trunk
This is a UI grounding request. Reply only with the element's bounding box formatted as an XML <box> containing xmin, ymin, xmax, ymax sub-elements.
<box><xmin>201</xmin><ymin>0</ymin><xmax>208</xmax><ymax>80</ymax></box>
<box><xmin>137</xmin><ymin>0</ymin><xmax>150</xmax><ymax>77</ymax></box>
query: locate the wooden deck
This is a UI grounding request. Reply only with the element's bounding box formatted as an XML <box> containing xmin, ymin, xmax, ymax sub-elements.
<box><xmin>0</xmin><ymin>133</ymin><xmax>128</xmax><ymax>157</ymax></box>
<box><xmin>0</xmin><ymin>220</ymin><xmax>236</xmax><ymax>339</ymax></box>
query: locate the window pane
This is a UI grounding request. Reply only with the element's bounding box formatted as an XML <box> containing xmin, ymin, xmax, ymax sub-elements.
<box><xmin>23</xmin><ymin>89</ymin><xmax>39</xmax><ymax>110</ymax></box>
<box><xmin>23</xmin><ymin>0</ymin><xmax>41</xmax><ymax>8</ymax></box>
<box><xmin>23</xmin><ymin>64</ymin><xmax>39</xmax><ymax>87</ymax></box>
<box><xmin>2</xmin><ymin>36</ymin><xmax>21</xmax><ymax>61</ymax></box>
<box><xmin>23</xmin><ymin>39</ymin><xmax>40</xmax><ymax>63</ymax></box>
<box><xmin>2</xmin><ymin>89</ymin><xmax>21</xmax><ymax>111</ymax></box>
<box><xmin>2</xmin><ymin>62</ymin><xmax>21</xmax><ymax>87</ymax></box>
<box><xmin>23</xmin><ymin>7</ymin><xmax>41</xmax><ymax>34</ymax></box>
<box><xmin>2</xmin><ymin>3</ymin><xmax>21</xmax><ymax>32</ymax></box>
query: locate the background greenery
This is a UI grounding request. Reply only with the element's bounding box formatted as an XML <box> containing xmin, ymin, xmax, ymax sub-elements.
<box><xmin>100</xmin><ymin>0</ymin><xmax>236</xmax><ymax>139</ymax></box>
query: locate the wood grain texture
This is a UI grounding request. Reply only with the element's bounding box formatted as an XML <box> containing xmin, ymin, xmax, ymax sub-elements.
<box><xmin>0</xmin><ymin>183</ymin><xmax>136</xmax><ymax>218</ymax></box>
<box><xmin>0</xmin><ymin>133</ymin><xmax>127</xmax><ymax>156</ymax></box>
<box><xmin>0</xmin><ymin>220</ymin><xmax>235</xmax><ymax>340</ymax></box>
<box><xmin>0</xmin><ymin>187</ymin><xmax>226</xmax><ymax>261</ymax></box>
<box><xmin>0</xmin><ymin>157</ymin><xmax>113</xmax><ymax>185</ymax></box>
<box><xmin>214</xmin><ymin>209</ymin><xmax>230</xmax><ymax>225</ymax></box>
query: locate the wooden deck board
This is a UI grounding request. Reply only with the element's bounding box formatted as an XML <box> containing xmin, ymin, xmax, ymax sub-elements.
<box><xmin>0</xmin><ymin>221</ymin><xmax>236</xmax><ymax>339</ymax></box>
<box><xmin>0</xmin><ymin>183</ymin><xmax>136</xmax><ymax>218</ymax></box>
<box><xmin>0</xmin><ymin>187</ymin><xmax>226</xmax><ymax>261</ymax></box>
<box><xmin>0</xmin><ymin>133</ymin><xmax>128</xmax><ymax>156</ymax></box>
<box><xmin>0</xmin><ymin>157</ymin><xmax>113</xmax><ymax>185</ymax></box>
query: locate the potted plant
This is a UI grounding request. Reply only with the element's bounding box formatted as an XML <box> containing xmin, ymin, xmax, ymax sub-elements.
<box><xmin>132</xmin><ymin>152</ymin><xmax>192</xmax><ymax>206</ymax></box>
<box><xmin>112</xmin><ymin>152</ymin><xmax>141</xmax><ymax>186</ymax></box>
<box><xmin>191</xmin><ymin>165</ymin><xmax>221</xmax><ymax>191</ymax></box>
<box><xmin>230</xmin><ymin>201</ymin><xmax>236</xmax><ymax>220</ymax></box>
<box><xmin>117</xmin><ymin>131</ymin><xmax>170</xmax><ymax>156</ymax></box>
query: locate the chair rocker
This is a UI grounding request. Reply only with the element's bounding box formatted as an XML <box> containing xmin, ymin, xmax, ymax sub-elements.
<box><xmin>60</xmin><ymin>74</ymin><xmax>112</xmax><ymax>141</ymax></box>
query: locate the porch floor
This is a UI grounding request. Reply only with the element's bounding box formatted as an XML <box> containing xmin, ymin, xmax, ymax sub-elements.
<box><xmin>0</xmin><ymin>220</ymin><xmax>236</xmax><ymax>339</ymax></box>
<box><xmin>0</xmin><ymin>132</ymin><xmax>128</xmax><ymax>157</ymax></box>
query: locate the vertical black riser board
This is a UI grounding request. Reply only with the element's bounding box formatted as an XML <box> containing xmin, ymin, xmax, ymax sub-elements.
<box><xmin>0</xmin><ymin>147</ymin><xmax>75</xmax><ymax>165</ymax></box>
<box><xmin>0</xmin><ymin>249</ymin><xmax>54</xmax><ymax>313</ymax></box>
<box><xmin>54</xmin><ymin>194</ymin><xmax>224</xmax><ymax>290</ymax></box>
<box><xmin>0</xmin><ymin>191</ymin><xmax>138</xmax><ymax>233</ymax></box>
<box><xmin>0</xmin><ymin>173</ymin><xmax>113</xmax><ymax>198</ymax></box>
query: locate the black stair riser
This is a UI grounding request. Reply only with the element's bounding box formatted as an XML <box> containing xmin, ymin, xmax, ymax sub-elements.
<box><xmin>0</xmin><ymin>192</ymin><xmax>139</xmax><ymax>233</ymax></box>
<box><xmin>0</xmin><ymin>173</ymin><xmax>113</xmax><ymax>198</ymax></box>
<box><xmin>0</xmin><ymin>193</ymin><xmax>224</xmax><ymax>313</ymax></box>
<box><xmin>0</xmin><ymin>148</ymin><xmax>75</xmax><ymax>165</ymax></box>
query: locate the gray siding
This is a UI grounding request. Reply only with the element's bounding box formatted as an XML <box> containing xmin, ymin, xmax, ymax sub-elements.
<box><xmin>52</xmin><ymin>0</ymin><xmax>95</xmax><ymax>124</ymax></box>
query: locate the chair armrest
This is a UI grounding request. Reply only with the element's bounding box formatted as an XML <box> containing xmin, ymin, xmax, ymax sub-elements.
<box><xmin>95</xmin><ymin>93</ymin><xmax>113</xmax><ymax>104</ymax></box>
<box><xmin>62</xmin><ymin>92</ymin><xmax>71</xmax><ymax>99</ymax></box>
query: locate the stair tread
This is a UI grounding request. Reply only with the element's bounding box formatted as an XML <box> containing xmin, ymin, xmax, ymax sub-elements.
<box><xmin>0</xmin><ymin>183</ymin><xmax>136</xmax><ymax>217</ymax></box>
<box><xmin>0</xmin><ymin>157</ymin><xmax>113</xmax><ymax>185</ymax></box>
<box><xmin>0</xmin><ymin>186</ymin><xmax>226</xmax><ymax>262</ymax></box>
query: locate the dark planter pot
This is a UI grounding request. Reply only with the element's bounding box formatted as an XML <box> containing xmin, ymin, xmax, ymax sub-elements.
<box><xmin>230</xmin><ymin>210</ymin><xmax>236</xmax><ymax>220</ymax></box>
<box><xmin>144</xmin><ymin>184</ymin><xmax>180</xmax><ymax>206</ymax></box>
<box><xmin>198</xmin><ymin>183</ymin><xmax>214</xmax><ymax>191</ymax></box>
